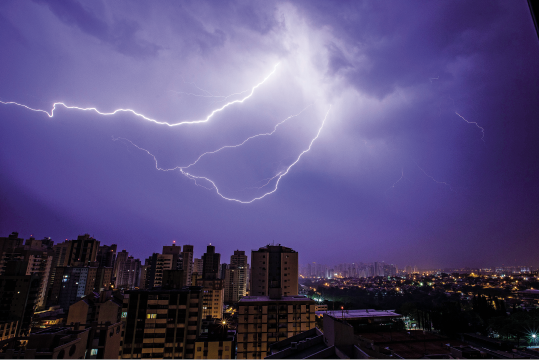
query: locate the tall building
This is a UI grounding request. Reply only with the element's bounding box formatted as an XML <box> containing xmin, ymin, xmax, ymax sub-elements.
<box><xmin>202</xmin><ymin>245</ymin><xmax>220</xmax><ymax>280</ymax></box>
<box><xmin>182</xmin><ymin>245</ymin><xmax>194</xmax><ymax>286</ymax></box>
<box><xmin>96</xmin><ymin>244</ymin><xmax>117</xmax><ymax>268</ymax></box>
<box><xmin>236</xmin><ymin>295</ymin><xmax>316</xmax><ymax>359</ymax></box>
<box><xmin>199</xmin><ymin>279</ymin><xmax>224</xmax><ymax>320</ymax></box>
<box><xmin>199</xmin><ymin>245</ymin><xmax>224</xmax><ymax>319</ymax></box>
<box><xmin>120</xmin><ymin>287</ymin><xmax>203</xmax><ymax>359</ymax></box>
<box><xmin>114</xmin><ymin>250</ymin><xmax>129</xmax><ymax>284</ymax></box>
<box><xmin>0</xmin><ymin>237</ymin><xmax>53</xmax><ymax>309</ymax></box>
<box><xmin>250</xmin><ymin>245</ymin><xmax>298</xmax><ymax>299</ymax></box>
<box><xmin>225</xmin><ymin>250</ymin><xmax>249</xmax><ymax>303</ymax></box>
<box><xmin>193</xmin><ymin>258</ymin><xmax>203</xmax><ymax>279</ymax></box>
<box><xmin>67</xmin><ymin>234</ymin><xmax>100</xmax><ymax>267</ymax></box>
<box><xmin>48</xmin><ymin>266</ymin><xmax>99</xmax><ymax>311</ymax></box>
<box><xmin>46</xmin><ymin>235</ymin><xmax>100</xmax><ymax>302</ymax></box>
<box><xmin>0</xmin><ymin>261</ymin><xmax>41</xmax><ymax>336</ymax></box>
<box><xmin>116</xmin><ymin>256</ymin><xmax>141</xmax><ymax>290</ymax></box>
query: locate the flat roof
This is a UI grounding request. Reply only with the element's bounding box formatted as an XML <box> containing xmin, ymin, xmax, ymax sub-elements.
<box><xmin>239</xmin><ymin>295</ymin><xmax>314</xmax><ymax>303</ymax></box>
<box><xmin>315</xmin><ymin>309</ymin><xmax>400</xmax><ymax>319</ymax></box>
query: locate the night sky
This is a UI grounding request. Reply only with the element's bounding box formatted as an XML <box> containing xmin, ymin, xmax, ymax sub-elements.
<box><xmin>1</xmin><ymin>1</ymin><xmax>538</xmax><ymax>269</ymax></box>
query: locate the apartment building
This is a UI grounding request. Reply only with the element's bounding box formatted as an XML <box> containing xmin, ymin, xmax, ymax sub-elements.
<box><xmin>236</xmin><ymin>295</ymin><xmax>316</xmax><ymax>359</ymax></box>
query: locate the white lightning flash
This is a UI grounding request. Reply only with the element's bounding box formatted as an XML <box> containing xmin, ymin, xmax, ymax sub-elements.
<box><xmin>0</xmin><ymin>63</ymin><xmax>279</xmax><ymax>127</ymax></box>
<box><xmin>115</xmin><ymin>107</ymin><xmax>331</xmax><ymax>204</ymax></box>
<box><xmin>1</xmin><ymin>63</ymin><xmax>332</xmax><ymax>203</ymax></box>
<box><xmin>455</xmin><ymin>112</ymin><xmax>485</xmax><ymax>142</ymax></box>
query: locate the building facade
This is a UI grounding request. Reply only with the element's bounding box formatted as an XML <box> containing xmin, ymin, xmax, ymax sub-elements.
<box><xmin>120</xmin><ymin>287</ymin><xmax>203</xmax><ymax>359</ymax></box>
<box><xmin>236</xmin><ymin>295</ymin><xmax>316</xmax><ymax>359</ymax></box>
<box><xmin>250</xmin><ymin>245</ymin><xmax>298</xmax><ymax>298</ymax></box>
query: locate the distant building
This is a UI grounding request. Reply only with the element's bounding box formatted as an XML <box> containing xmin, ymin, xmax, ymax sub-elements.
<box><xmin>96</xmin><ymin>244</ymin><xmax>117</xmax><ymax>268</ymax></box>
<box><xmin>202</xmin><ymin>245</ymin><xmax>220</xmax><ymax>280</ymax></box>
<box><xmin>224</xmin><ymin>250</ymin><xmax>249</xmax><ymax>303</ymax></box>
<box><xmin>236</xmin><ymin>295</ymin><xmax>316</xmax><ymax>359</ymax></box>
<box><xmin>250</xmin><ymin>245</ymin><xmax>298</xmax><ymax>298</ymax></box>
<box><xmin>48</xmin><ymin>266</ymin><xmax>99</xmax><ymax>311</ymax></box>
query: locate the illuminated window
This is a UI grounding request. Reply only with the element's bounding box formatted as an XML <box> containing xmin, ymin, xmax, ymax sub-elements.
<box><xmin>91</xmin><ymin>349</ymin><xmax>98</xmax><ymax>355</ymax></box>
<box><xmin>147</xmin><ymin>313</ymin><xmax>157</xmax><ymax>319</ymax></box>
<box><xmin>121</xmin><ymin>312</ymin><xmax>127</xmax><ymax>318</ymax></box>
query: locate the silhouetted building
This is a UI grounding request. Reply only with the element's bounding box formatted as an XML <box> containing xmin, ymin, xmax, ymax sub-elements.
<box><xmin>0</xmin><ymin>261</ymin><xmax>41</xmax><ymax>336</ymax></box>
<box><xmin>96</xmin><ymin>244</ymin><xmax>117</xmax><ymax>268</ymax></box>
<box><xmin>202</xmin><ymin>245</ymin><xmax>220</xmax><ymax>280</ymax></box>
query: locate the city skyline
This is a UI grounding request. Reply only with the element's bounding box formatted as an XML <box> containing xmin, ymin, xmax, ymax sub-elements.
<box><xmin>1</xmin><ymin>1</ymin><xmax>539</xmax><ymax>269</ymax></box>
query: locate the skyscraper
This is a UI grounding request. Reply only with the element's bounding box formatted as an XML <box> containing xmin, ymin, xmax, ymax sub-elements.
<box><xmin>202</xmin><ymin>245</ymin><xmax>220</xmax><ymax>280</ymax></box>
<box><xmin>250</xmin><ymin>245</ymin><xmax>298</xmax><ymax>299</ymax></box>
<box><xmin>225</xmin><ymin>250</ymin><xmax>248</xmax><ymax>303</ymax></box>
<box><xmin>200</xmin><ymin>245</ymin><xmax>224</xmax><ymax>319</ymax></box>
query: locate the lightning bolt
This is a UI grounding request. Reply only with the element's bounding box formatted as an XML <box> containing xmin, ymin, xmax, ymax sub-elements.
<box><xmin>455</xmin><ymin>112</ymin><xmax>485</xmax><ymax>142</ymax></box>
<box><xmin>415</xmin><ymin>162</ymin><xmax>455</xmax><ymax>192</ymax></box>
<box><xmin>0</xmin><ymin>63</ymin><xmax>279</xmax><ymax>127</ymax></box>
<box><xmin>115</xmin><ymin>107</ymin><xmax>331</xmax><ymax>203</ymax></box>
<box><xmin>386</xmin><ymin>168</ymin><xmax>405</xmax><ymax>194</ymax></box>
<box><xmin>1</xmin><ymin>62</ymin><xmax>331</xmax><ymax>203</ymax></box>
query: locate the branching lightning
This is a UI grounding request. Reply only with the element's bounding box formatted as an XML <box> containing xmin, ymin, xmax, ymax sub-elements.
<box><xmin>455</xmin><ymin>112</ymin><xmax>485</xmax><ymax>142</ymax></box>
<box><xmin>0</xmin><ymin>62</ymin><xmax>333</xmax><ymax>203</ymax></box>
<box><xmin>115</xmin><ymin>107</ymin><xmax>332</xmax><ymax>203</ymax></box>
<box><xmin>0</xmin><ymin>63</ymin><xmax>279</xmax><ymax>127</ymax></box>
<box><xmin>415</xmin><ymin>162</ymin><xmax>455</xmax><ymax>192</ymax></box>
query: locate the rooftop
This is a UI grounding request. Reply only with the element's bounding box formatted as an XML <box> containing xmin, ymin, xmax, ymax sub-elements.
<box><xmin>239</xmin><ymin>295</ymin><xmax>314</xmax><ymax>303</ymax></box>
<box><xmin>315</xmin><ymin>309</ymin><xmax>401</xmax><ymax>319</ymax></box>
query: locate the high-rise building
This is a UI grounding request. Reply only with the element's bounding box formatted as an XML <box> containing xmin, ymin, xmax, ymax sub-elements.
<box><xmin>116</xmin><ymin>256</ymin><xmax>141</xmax><ymax>290</ymax></box>
<box><xmin>193</xmin><ymin>258</ymin><xmax>203</xmax><ymax>279</ymax></box>
<box><xmin>114</xmin><ymin>250</ymin><xmax>129</xmax><ymax>284</ymax></box>
<box><xmin>0</xmin><ymin>261</ymin><xmax>41</xmax><ymax>336</ymax></box>
<box><xmin>236</xmin><ymin>295</ymin><xmax>316</xmax><ymax>359</ymax></box>
<box><xmin>199</xmin><ymin>245</ymin><xmax>224</xmax><ymax>319</ymax></box>
<box><xmin>0</xmin><ymin>237</ymin><xmax>53</xmax><ymax>309</ymax></box>
<box><xmin>96</xmin><ymin>244</ymin><xmax>117</xmax><ymax>268</ymax></box>
<box><xmin>250</xmin><ymin>245</ymin><xmax>298</xmax><ymax>299</ymax></box>
<box><xmin>225</xmin><ymin>250</ymin><xmax>249</xmax><ymax>303</ymax></box>
<box><xmin>182</xmin><ymin>245</ymin><xmax>194</xmax><ymax>286</ymax></box>
<box><xmin>202</xmin><ymin>245</ymin><xmax>220</xmax><ymax>280</ymax></box>
<box><xmin>48</xmin><ymin>266</ymin><xmax>99</xmax><ymax>311</ymax></box>
<box><xmin>120</xmin><ymin>287</ymin><xmax>203</xmax><ymax>359</ymax></box>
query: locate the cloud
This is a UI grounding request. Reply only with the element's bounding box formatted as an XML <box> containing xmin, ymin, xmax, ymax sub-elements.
<box><xmin>33</xmin><ymin>0</ymin><xmax>161</xmax><ymax>58</ymax></box>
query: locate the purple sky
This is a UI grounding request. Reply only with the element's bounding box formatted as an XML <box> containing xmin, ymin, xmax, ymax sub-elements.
<box><xmin>1</xmin><ymin>1</ymin><xmax>538</xmax><ymax>269</ymax></box>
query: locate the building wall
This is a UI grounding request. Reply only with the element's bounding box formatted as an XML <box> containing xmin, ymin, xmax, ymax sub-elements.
<box><xmin>236</xmin><ymin>297</ymin><xmax>316</xmax><ymax>359</ymax></box>
<box><xmin>194</xmin><ymin>340</ymin><xmax>233</xmax><ymax>359</ymax></box>
<box><xmin>121</xmin><ymin>287</ymin><xmax>203</xmax><ymax>359</ymax></box>
<box><xmin>250</xmin><ymin>246</ymin><xmax>298</xmax><ymax>298</ymax></box>
<box><xmin>201</xmin><ymin>279</ymin><xmax>224</xmax><ymax>319</ymax></box>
